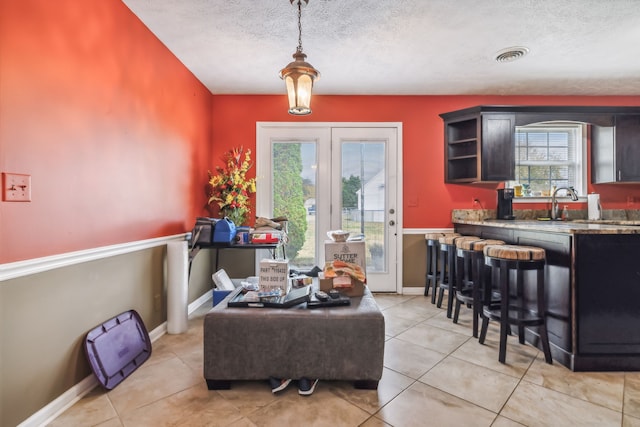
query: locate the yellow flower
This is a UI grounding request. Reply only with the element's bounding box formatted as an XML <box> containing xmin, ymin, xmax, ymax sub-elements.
<box><xmin>207</xmin><ymin>146</ymin><xmax>257</xmax><ymax>225</ymax></box>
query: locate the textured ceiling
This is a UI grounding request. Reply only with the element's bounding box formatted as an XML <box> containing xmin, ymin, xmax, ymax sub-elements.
<box><xmin>122</xmin><ymin>0</ymin><xmax>640</xmax><ymax>96</ymax></box>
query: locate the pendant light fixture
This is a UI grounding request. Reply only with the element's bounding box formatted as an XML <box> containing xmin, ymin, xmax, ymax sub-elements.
<box><xmin>279</xmin><ymin>0</ymin><xmax>320</xmax><ymax>115</ymax></box>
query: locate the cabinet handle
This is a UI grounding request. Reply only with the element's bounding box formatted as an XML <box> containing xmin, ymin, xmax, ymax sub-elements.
<box><xmin>619</xmin><ymin>170</ymin><xmax>622</xmax><ymax>181</ymax></box>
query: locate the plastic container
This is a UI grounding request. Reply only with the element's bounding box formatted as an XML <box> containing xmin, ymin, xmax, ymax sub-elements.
<box><xmin>84</xmin><ymin>310</ymin><xmax>151</xmax><ymax>390</ymax></box>
<box><xmin>213</xmin><ymin>217</ymin><xmax>237</xmax><ymax>243</ymax></box>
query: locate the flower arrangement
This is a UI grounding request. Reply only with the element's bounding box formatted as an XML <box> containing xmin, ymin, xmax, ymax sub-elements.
<box><xmin>207</xmin><ymin>146</ymin><xmax>257</xmax><ymax>226</ymax></box>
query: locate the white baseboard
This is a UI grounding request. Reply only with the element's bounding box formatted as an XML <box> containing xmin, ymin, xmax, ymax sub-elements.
<box><xmin>148</xmin><ymin>322</ymin><xmax>167</xmax><ymax>343</ymax></box>
<box><xmin>20</xmin><ymin>291</ymin><xmax>212</xmax><ymax>427</ymax></box>
<box><xmin>18</xmin><ymin>375</ymin><xmax>98</xmax><ymax>427</ymax></box>
<box><xmin>189</xmin><ymin>291</ymin><xmax>213</xmax><ymax>314</ymax></box>
<box><xmin>401</xmin><ymin>286</ymin><xmax>426</xmax><ymax>295</ymax></box>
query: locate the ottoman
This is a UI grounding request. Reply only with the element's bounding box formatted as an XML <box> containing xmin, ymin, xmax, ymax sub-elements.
<box><xmin>203</xmin><ymin>286</ymin><xmax>385</xmax><ymax>390</ymax></box>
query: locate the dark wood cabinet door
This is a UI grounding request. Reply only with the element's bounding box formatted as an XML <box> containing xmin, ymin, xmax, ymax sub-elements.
<box><xmin>616</xmin><ymin>115</ymin><xmax>640</xmax><ymax>182</ymax></box>
<box><xmin>481</xmin><ymin>113</ymin><xmax>515</xmax><ymax>182</ymax></box>
<box><xmin>443</xmin><ymin>106</ymin><xmax>640</xmax><ymax>184</ymax></box>
<box><xmin>576</xmin><ymin>234</ymin><xmax>640</xmax><ymax>354</ymax></box>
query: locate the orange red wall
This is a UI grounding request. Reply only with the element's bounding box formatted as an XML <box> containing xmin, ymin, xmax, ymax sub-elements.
<box><xmin>211</xmin><ymin>95</ymin><xmax>640</xmax><ymax>229</ymax></box>
<box><xmin>0</xmin><ymin>0</ymin><xmax>212</xmax><ymax>263</ymax></box>
<box><xmin>2</xmin><ymin>0</ymin><xmax>639</xmax><ymax>264</ymax></box>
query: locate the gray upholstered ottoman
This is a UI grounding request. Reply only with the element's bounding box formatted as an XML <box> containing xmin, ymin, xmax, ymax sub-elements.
<box><xmin>203</xmin><ymin>286</ymin><xmax>385</xmax><ymax>390</ymax></box>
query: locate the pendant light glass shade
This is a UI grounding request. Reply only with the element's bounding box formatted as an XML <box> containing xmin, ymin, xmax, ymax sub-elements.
<box><xmin>280</xmin><ymin>50</ymin><xmax>319</xmax><ymax>115</ymax></box>
<box><xmin>280</xmin><ymin>0</ymin><xmax>320</xmax><ymax>115</ymax></box>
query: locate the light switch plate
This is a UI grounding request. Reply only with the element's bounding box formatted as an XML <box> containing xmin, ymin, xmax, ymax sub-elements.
<box><xmin>2</xmin><ymin>172</ymin><xmax>32</xmax><ymax>202</ymax></box>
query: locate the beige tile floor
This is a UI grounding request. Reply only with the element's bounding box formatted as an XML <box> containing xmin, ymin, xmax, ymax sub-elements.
<box><xmin>49</xmin><ymin>293</ymin><xmax>640</xmax><ymax>427</ymax></box>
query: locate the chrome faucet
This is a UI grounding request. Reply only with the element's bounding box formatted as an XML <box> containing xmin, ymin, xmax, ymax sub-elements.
<box><xmin>551</xmin><ymin>186</ymin><xmax>579</xmax><ymax>220</ymax></box>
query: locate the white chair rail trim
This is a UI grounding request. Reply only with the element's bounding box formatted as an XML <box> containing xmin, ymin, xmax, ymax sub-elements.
<box><xmin>0</xmin><ymin>233</ymin><xmax>189</xmax><ymax>282</ymax></box>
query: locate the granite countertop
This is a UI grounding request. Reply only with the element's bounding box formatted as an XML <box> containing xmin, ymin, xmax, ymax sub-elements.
<box><xmin>452</xmin><ymin>209</ymin><xmax>640</xmax><ymax>234</ymax></box>
<box><xmin>453</xmin><ymin>218</ymin><xmax>640</xmax><ymax>234</ymax></box>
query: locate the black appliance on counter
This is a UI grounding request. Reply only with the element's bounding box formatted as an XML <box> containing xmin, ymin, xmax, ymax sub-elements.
<box><xmin>497</xmin><ymin>188</ymin><xmax>515</xmax><ymax>220</ymax></box>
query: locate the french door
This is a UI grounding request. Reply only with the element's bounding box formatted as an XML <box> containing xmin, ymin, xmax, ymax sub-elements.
<box><xmin>256</xmin><ymin>123</ymin><xmax>402</xmax><ymax>293</ymax></box>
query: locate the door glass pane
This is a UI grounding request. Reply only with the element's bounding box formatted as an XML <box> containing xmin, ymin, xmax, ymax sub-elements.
<box><xmin>340</xmin><ymin>142</ymin><xmax>386</xmax><ymax>273</ymax></box>
<box><xmin>272</xmin><ymin>141</ymin><xmax>316</xmax><ymax>270</ymax></box>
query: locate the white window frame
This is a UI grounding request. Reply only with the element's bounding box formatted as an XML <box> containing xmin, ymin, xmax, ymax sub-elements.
<box><xmin>511</xmin><ymin>122</ymin><xmax>587</xmax><ymax>202</ymax></box>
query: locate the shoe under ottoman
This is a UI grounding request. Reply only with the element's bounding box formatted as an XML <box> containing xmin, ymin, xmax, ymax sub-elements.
<box><xmin>203</xmin><ymin>285</ymin><xmax>385</xmax><ymax>390</ymax></box>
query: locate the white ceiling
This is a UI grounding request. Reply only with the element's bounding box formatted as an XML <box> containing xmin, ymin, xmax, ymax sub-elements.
<box><xmin>122</xmin><ymin>0</ymin><xmax>640</xmax><ymax>96</ymax></box>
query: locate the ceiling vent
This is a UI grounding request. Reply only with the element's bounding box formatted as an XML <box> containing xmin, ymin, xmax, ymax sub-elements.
<box><xmin>495</xmin><ymin>47</ymin><xmax>530</xmax><ymax>63</ymax></box>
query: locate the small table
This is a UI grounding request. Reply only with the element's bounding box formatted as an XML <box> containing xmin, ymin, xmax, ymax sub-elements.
<box><xmin>203</xmin><ymin>285</ymin><xmax>385</xmax><ymax>390</ymax></box>
<box><xmin>190</xmin><ymin>242</ymin><xmax>284</xmax><ymax>272</ymax></box>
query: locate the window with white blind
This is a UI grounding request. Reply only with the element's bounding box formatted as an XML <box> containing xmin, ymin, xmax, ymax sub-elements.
<box><xmin>514</xmin><ymin>123</ymin><xmax>586</xmax><ymax>197</ymax></box>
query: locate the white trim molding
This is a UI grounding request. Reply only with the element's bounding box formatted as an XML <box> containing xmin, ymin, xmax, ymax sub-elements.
<box><xmin>1</xmin><ymin>234</ymin><xmax>188</xmax><ymax>282</ymax></box>
<box><xmin>402</xmin><ymin>286</ymin><xmax>425</xmax><ymax>295</ymax></box>
<box><xmin>9</xmin><ymin>234</ymin><xmax>206</xmax><ymax>426</ymax></box>
<box><xmin>20</xmin><ymin>374</ymin><xmax>100</xmax><ymax>427</ymax></box>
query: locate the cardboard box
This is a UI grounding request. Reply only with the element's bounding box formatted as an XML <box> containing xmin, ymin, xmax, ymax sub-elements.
<box><xmin>324</xmin><ymin>241</ymin><xmax>367</xmax><ymax>274</ymax></box>
<box><xmin>323</xmin><ymin>241</ymin><xmax>366</xmax><ymax>296</ymax></box>
<box><xmin>251</xmin><ymin>233</ymin><xmax>281</xmax><ymax>244</ymax></box>
<box><xmin>258</xmin><ymin>259</ymin><xmax>289</xmax><ymax>294</ymax></box>
<box><xmin>319</xmin><ymin>276</ymin><xmax>366</xmax><ymax>297</ymax></box>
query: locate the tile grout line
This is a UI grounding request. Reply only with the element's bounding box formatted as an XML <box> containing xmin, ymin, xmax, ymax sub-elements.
<box><xmin>491</xmin><ymin>347</ymin><xmax>538</xmax><ymax>423</ymax></box>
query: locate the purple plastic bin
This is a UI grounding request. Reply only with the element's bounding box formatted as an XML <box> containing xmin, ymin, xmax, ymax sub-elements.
<box><xmin>84</xmin><ymin>310</ymin><xmax>152</xmax><ymax>390</ymax></box>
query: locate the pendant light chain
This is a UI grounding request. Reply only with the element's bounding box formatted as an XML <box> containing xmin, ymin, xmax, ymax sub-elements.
<box><xmin>280</xmin><ymin>0</ymin><xmax>319</xmax><ymax>115</ymax></box>
<box><xmin>297</xmin><ymin>0</ymin><xmax>303</xmax><ymax>53</ymax></box>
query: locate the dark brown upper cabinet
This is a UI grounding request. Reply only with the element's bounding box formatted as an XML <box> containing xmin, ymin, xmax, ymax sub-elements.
<box><xmin>592</xmin><ymin>114</ymin><xmax>640</xmax><ymax>183</ymax></box>
<box><xmin>441</xmin><ymin>105</ymin><xmax>640</xmax><ymax>184</ymax></box>
<box><xmin>441</xmin><ymin>107</ymin><xmax>515</xmax><ymax>183</ymax></box>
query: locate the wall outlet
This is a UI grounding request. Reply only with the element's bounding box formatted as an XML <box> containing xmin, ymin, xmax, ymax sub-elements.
<box><xmin>2</xmin><ymin>173</ymin><xmax>31</xmax><ymax>202</ymax></box>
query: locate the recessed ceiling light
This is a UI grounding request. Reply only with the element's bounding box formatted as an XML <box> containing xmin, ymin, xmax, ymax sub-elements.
<box><xmin>495</xmin><ymin>46</ymin><xmax>530</xmax><ymax>63</ymax></box>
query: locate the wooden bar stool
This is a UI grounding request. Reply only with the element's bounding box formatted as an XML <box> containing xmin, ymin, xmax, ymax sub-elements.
<box><xmin>424</xmin><ymin>232</ymin><xmax>459</xmax><ymax>301</ymax></box>
<box><xmin>479</xmin><ymin>244</ymin><xmax>553</xmax><ymax>364</ymax></box>
<box><xmin>437</xmin><ymin>235</ymin><xmax>480</xmax><ymax>318</ymax></box>
<box><xmin>453</xmin><ymin>238</ymin><xmax>505</xmax><ymax>337</ymax></box>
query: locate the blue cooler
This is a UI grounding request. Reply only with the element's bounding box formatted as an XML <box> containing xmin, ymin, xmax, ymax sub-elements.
<box><xmin>213</xmin><ymin>217</ymin><xmax>237</xmax><ymax>243</ymax></box>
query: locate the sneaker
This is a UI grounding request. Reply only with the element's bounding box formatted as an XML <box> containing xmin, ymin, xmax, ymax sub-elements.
<box><xmin>306</xmin><ymin>266</ymin><xmax>322</xmax><ymax>277</ymax></box>
<box><xmin>298</xmin><ymin>378</ymin><xmax>319</xmax><ymax>396</ymax></box>
<box><xmin>269</xmin><ymin>377</ymin><xmax>291</xmax><ymax>394</ymax></box>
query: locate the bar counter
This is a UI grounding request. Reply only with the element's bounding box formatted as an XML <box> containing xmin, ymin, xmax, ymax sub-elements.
<box><xmin>453</xmin><ymin>216</ymin><xmax>640</xmax><ymax>371</ymax></box>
